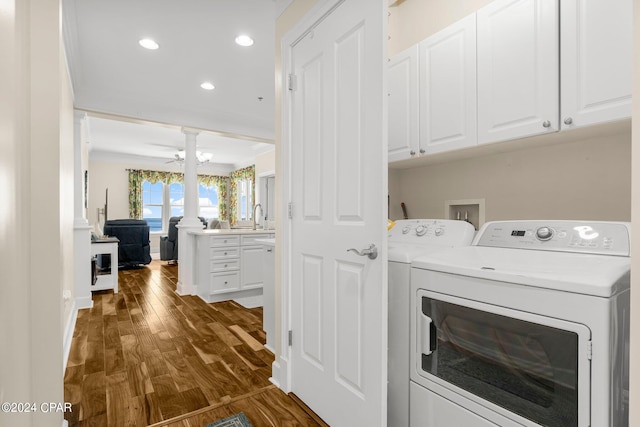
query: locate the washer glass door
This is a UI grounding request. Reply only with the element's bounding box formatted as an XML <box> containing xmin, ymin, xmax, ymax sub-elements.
<box><xmin>416</xmin><ymin>291</ymin><xmax>591</xmax><ymax>427</ymax></box>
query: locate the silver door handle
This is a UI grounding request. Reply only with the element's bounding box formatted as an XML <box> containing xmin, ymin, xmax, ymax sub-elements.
<box><xmin>347</xmin><ymin>244</ymin><xmax>378</xmax><ymax>260</ymax></box>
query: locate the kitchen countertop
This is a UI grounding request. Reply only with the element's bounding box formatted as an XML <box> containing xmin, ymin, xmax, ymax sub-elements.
<box><xmin>188</xmin><ymin>228</ymin><xmax>275</xmax><ymax>236</ymax></box>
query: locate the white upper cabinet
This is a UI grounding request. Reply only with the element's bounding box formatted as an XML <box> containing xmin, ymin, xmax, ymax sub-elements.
<box><xmin>560</xmin><ymin>0</ymin><xmax>632</xmax><ymax>129</ymax></box>
<box><xmin>419</xmin><ymin>14</ymin><xmax>477</xmax><ymax>154</ymax></box>
<box><xmin>388</xmin><ymin>45</ymin><xmax>419</xmax><ymax>162</ymax></box>
<box><xmin>477</xmin><ymin>0</ymin><xmax>559</xmax><ymax>145</ymax></box>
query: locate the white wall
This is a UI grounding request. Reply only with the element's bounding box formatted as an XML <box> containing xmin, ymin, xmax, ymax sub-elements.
<box><xmin>0</xmin><ymin>1</ymin><xmax>68</xmax><ymax>425</ymax></box>
<box><xmin>390</xmin><ymin>132</ymin><xmax>631</xmax><ymax>222</ymax></box>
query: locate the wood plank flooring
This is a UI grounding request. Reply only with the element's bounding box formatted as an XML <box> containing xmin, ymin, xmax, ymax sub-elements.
<box><xmin>64</xmin><ymin>261</ymin><xmax>326</xmax><ymax>427</ymax></box>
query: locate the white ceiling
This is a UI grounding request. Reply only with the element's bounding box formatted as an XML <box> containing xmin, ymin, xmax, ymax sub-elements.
<box><xmin>63</xmin><ymin>0</ymin><xmax>282</xmax><ymax>168</ymax></box>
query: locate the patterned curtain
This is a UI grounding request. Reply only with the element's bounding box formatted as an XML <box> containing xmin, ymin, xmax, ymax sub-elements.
<box><xmin>229</xmin><ymin>165</ymin><xmax>255</xmax><ymax>226</ymax></box>
<box><xmin>128</xmin><ymin>169</ymin><xmax>145</xmax><ymax>219</ymax></box>
<box><xmin>128</xmin><ymin>169</ymin><xmax>231</xmax><ymax>221</ymax></box>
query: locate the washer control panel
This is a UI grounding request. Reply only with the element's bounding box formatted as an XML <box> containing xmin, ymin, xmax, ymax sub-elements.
<box><xmin>476</xmin><ymin>220</ymin><xmax>630</xmax><ymax>256</ymax></box>
<box><xmin>389</xmin><ymin>219</ymin><xmax>475</xmax><ymax>246</ymax></box>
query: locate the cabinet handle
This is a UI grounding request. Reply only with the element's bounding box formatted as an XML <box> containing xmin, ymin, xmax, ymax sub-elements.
<box><xmin>224</xmin><ymin>281</ymin><xmax>228</xmax><ymax>285</ymax></box>
<box><xmin>267</xmin><ymin>248</ymin><xmax>273</xmax><ymax>253</ymax></box>
<box><xmin>224</xmin><ymin>252</ymin><xmax>227</xmax><ymax>255</ymax></box>
<box><xmin>419</xmin><ymin>148</ymin><xmax>425</xmax><ymax>154</ymax></box>
<box><xmin>542</xmin><ymin>120</ymin><xmax>551</xmax><ymax>128</ymax></box>
<box><xmin>564</xmin><ymin>117</ymin><xmax>573</xmax><ymax>125</ymax></box>
<box><xmin>224</xmin><ymin>264</ymin><xmax>228</xmax><ymax>267</ymax></box>
<box><xmin>410</xmin><ymin>150</ymin><xmax>416</xmax><ymax>156</ymax></box>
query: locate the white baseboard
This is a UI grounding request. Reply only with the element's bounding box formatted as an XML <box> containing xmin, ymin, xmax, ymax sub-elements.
<box><xmin>264</xmin><ymin>343</ymin><xmax>275</xmax><ymax>354</ymax></box>
<box><xmin>75</xmin><ymin>296</ymin><xmax>93</xmax><ymax>310</ymax></box>
<box><xmin>269</xmin><ymin>359</ymin><xmax>281</xmax><ymax>388</ymax></box>
<box><xmin>176</xmin><ymin>280</ymin><xmax>197</xmax><ymax>296</ymax></box>
<box><xmin>62</xmin><ymin>300</ymin><xmax>78</xmax><ymax>373</ymax></box>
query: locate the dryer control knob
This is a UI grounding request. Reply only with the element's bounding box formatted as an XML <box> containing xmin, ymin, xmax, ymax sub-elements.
<box><xmin>536</xmin><ymin>227</ymin><xmax>554</xmax><ymax>241</ymax></box>
<box><xmin>434</xmin><ymin>228</ymin><xmax>444</xmax><ymax>236</ymax></box>
<box><xmin>415</xmin><ymin>225</ymin><xmax>427</xmax><ymax>236</ymax></box>
<box><xmin>402</xmin><ymin>226</ymin><xmax>410</xmax><ymax>234</ymax></box>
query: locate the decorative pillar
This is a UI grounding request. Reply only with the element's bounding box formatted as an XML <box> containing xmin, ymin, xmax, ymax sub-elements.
<box><xmin>177</xmin><ymin>128</ymin><xmax>205</xmax><ymax>295</ymax></box>
<box><xmin>73</xmin><ymin>111</ymin><xmax>93</xmax><ymax>311</ymax></box>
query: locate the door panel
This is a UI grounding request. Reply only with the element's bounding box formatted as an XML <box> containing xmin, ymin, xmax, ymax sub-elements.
<box><xmin>560</xmin><ymin>0</ymin><xmax>632</xmax><ymax>128</ymax></box>
<box><xmin>335</xmin><ymin>23</ymin><xmax>365</xmax><ymax>222</ymax></box>
<box><xmin>302</xmin><ymin>55</ymin><xmax>324</xmax><ymax>221</ymax></box>
<box><xmin>388</xmin><ymin>45</ymin><xmax>419</xmax><ymax>162</ymax></box>
<box><xmin>477</xmin><ymin>0</ymin><xmax>558</xmax><ymax>144</ymax></box>
<box><xmin>301</xmin><ymin>254</ymin><xmax>323</xmax><ymax>367</ymax></box>
<box><xmin>289</xmin><ymin>0</ymin><xmax>386</xmax><ymax>425</ymax></box>
<box><xmin>419</xmin><ymin>13</ymin><xmax>477</xmax><ymax>154</ymax></box>
<box><xmin>336</xmin><ymin>260</ymin><xmax>365</xmax><ymax>393</ymax></box>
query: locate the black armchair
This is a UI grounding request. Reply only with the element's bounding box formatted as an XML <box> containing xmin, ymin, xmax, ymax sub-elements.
<box><xmin>102</xmin><ymin>219</ymin><xmax>152</xmax><ymax>268</ymax></box>
<box><xmin>160</xmin><ymin>216</ymin><xmax>207</xmax><ymax>262</ymax></box>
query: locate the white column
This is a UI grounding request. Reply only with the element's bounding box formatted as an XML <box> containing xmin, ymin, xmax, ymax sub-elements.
<box><xmin>177</xmin><ymin>128</ymin><xmax>205</xmax><ymax>295</ymax></box>
<box><xmin>73</xmin><ymin>112</ymin><xmax>93</xmax><ymax>311</ymax></box>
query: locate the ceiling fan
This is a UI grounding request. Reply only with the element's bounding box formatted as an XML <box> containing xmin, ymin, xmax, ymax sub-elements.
<box><xmin>165</xmin><ymin>150</ymin><xmax>213</xmax><ymax>165</ymax></box>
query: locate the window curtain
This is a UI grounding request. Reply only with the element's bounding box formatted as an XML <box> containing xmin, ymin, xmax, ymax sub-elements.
<box><xmin>229</xmin><ymin>165</ymin><xmax>255</xmax><ymax>226</ymax></box>
<box><xmin>127</xmin><ymin>169</ymin><xmax>230</xmax><ymax>220</ymax></box>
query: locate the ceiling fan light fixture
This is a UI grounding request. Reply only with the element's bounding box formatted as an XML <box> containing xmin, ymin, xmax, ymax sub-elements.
<box><xmin>138</xmin><ymin>38</ymin><xmax>159</xmax><ymax>50</ymax></box>
<box><xmin>235</xmin><ymin>34</ymin><xmax>254</xmax><ymax>47</ymax></box>
<box><xmin>200</xmin><ymin>82</ymin><xmax>215</xmax><ymax>91</ymax></box>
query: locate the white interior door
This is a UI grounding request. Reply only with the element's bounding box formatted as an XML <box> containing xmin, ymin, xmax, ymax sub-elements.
<box><xmin>288</xmin><ymin>0</ymin><xmax>387</xmax><ymax>425</ymax></box>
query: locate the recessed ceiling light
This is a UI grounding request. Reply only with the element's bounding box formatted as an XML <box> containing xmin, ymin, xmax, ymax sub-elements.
<box><xmin>235</xmin><ymin>35</ymin><xmax>254</xmax><ymax>47</ymax></box>
<box><xmin>139</xmin><ymin>38</ymin><xmax>159</xmax><ymax>50</ymax></box>
<box><xmin>200</xmin><ymin>82</ymin><xmax>215</xmax><ymax>90</ymax></box>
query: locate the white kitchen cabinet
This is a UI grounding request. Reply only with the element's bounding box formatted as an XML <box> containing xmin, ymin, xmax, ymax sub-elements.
<box><xmin>560</xmin><ymin>0</ymin><xmax>632</xmax><ymax>130</ymax></box>
<box><xmin>419</xmin><ymin>13</ymin><xmax>477</xmax><ymax>154</ymax></box>
<box><xmin>388</xmin><ymin>45</ymin><xmax>419</xmax><ymax>162</ymax></box>
<box><xmin>194</xmin><ymin>231</ymin><xmax>274</xmax><ymax>307</ymax></box>
<box><xmin>240</xmin><ymin>245</ymin><xmax>267</xmax><ymax>289</ymax></box>
<box><xmin>477</xmin><ymin>0</ymin><xmax>559</xmax><ymax>145</ymax></box>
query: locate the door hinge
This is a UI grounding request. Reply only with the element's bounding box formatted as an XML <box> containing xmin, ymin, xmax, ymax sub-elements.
<box><xmin>288</xmin><ymin>202</ymin><xmax>293</xmax><ymax>219</ymax></box>
<box><xmin>288</xmin><ymin>74</ymin><xmax>297</xmax><ymax>91</ymax></box>
<box><xmin>587</xmin><ymin>340</ymin><xmax>592</xmax><ymax>360</ymax></box>
<box><xmin>288</xmin><ymin>330</ymin><xmax>293</xmax><ymax>346</ymax></box>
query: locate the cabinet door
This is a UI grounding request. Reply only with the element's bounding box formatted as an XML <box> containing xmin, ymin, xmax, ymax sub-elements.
<box><xmin>240</xmin><ymin>246</ymin><xmax>264</xmax><ymax>289</ymax></box>
<box><xmin>560</xmin><ymin>0</ymin><xmax>632</xmax><ymax>129</ymax></box>
<box><xmin>419</xmin><ymin>13</ymin><xmax>477</xmax><ymax>154</ymax></box>
<box><xmin>388</xmin><ymin>45</ymin><xmax>419</xmax><ymax>162</ymax></box>
<box><xmin>477</xmin><ymin>0</ymin><xmax>559</xmax><ymax>145</ymax></box>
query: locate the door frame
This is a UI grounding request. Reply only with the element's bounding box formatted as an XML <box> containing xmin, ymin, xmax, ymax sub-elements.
<box><xmin>278</xmin><ymin>0</ymin><xmax>350</xmax><ymax>392</ymax></box>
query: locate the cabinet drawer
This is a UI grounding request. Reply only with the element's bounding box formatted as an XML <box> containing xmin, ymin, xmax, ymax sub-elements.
<box><xmin>210</xmin><ymin>259</ymin><xmax>239</xmax><ymax>272</ymax></box>
<box><xmin>241</xmin><ymin>234</ymin><xmax>275</xmax><ymax>246</ymax></box>
<box><xmin>210</xmin><ymin>247</ymin><xmax>240</xmax><ymax>259</ymax></box>
<box><xmin>210</xmin><ymin>235</ymin><xmax>240</xmax><ymax>247</ymax></box>
<box><xmin>210</xmin><ymin>271</ymin><xmax>240</xmax><ymax>294</ymax></box>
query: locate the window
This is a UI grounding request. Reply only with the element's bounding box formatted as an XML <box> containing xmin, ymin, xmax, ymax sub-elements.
<box><xmin>142</xmin><ymin>181</ymin><xmax>163</xmax><ymax>232</ymax></box>
<box><xmin>236</xmin><ymin>178</ymin><xmax>253</xmax><ymax>221</ymax></box>
<box><xmin>199</xmin><ymin>184</ymin><xmax>219</xmax><ymax>219</ymax></box>
<box><xmin>168</xmin><ymin>182</ymin><xmax>185</xmax><ymax>218</ymax></box>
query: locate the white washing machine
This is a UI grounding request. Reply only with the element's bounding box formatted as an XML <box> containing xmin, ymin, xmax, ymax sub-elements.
<box><xmin>409</xmin><ymin>220</ymin><xmax>630</xmax><ymax>427</ymax></box>
<box><xmin>388</xmin><ymin>219</ymin><xmax>476</xmax><ymax>427</ymax></box>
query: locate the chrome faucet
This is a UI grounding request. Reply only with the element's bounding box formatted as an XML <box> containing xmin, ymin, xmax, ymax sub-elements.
<box><xmin>252</xmin><ymin>204</ymin><xmax>263</xmax><ymax>230</ymax></box>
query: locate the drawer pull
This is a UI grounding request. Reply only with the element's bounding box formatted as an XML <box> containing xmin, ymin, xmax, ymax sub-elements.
<box><xmin>224</xmin><ymin>252</ymin><xmax>228</xmax><ymax>255</ymax></box>
<box><xmin>224</xmin><ymin>264</ymin><xmax>228</xmax><ymax>268</ymax></box>
<box><xmin>224</xmin><ymin>281</ymin><xmax>228</xmax><ymax>285</ymax></box>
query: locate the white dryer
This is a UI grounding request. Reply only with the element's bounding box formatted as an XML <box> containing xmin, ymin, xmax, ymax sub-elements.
<box><xmin>409</xmin><ymin>220</ymin><xmax>630</xmax><ymax>427</ymax></box>
<box><xmin>388</xmin><ymin>219</ymin><xmax>475</xmax><ymax>427</ymax></box>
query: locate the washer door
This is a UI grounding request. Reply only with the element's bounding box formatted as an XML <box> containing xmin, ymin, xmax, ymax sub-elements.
<box><xmin>413</xmin><ymin>289</ymin><xmax>592</xmax><ymax>427</ymax></box>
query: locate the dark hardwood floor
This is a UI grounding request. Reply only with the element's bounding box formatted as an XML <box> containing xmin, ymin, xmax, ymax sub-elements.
<box><xmin>64</xmin><ymin>261</ymin><xmax>326</xmax><ymax>427</ymax></box>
